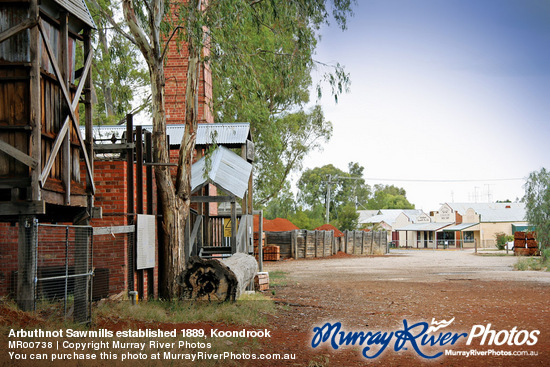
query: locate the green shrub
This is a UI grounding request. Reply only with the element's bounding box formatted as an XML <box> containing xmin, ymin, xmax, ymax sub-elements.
<box><xmin>495</xmin><ymin>232</ymin><xmax>513</xmax><ymax>250</ymax></box>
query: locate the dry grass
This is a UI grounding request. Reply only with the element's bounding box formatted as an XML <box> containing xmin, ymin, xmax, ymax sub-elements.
<box><xmin>94</xmin><ymin>292</ymin><xmax>277</xmax><ymax>326</ymax></box>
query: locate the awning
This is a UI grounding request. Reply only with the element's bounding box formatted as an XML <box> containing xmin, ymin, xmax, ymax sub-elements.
<box><xmin>394</xmin><ymin>222</ymin><xmax>453</xmax><ymax>231</ymax></box>
<box><xmin>442</xmin><ymin>223</ymin><xmax>478</xmax><ymax>231</ymax></box>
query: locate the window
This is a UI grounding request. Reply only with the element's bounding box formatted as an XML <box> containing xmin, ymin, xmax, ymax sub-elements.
<box><xmin>464</xmin><ymin>231</ymin><xmax>474</xmax><ymax>243</ymax></box>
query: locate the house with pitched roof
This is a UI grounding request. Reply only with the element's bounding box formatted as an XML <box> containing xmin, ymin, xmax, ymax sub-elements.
<box><xmin>435</xmin><ymin>202</ymin><xmax>528</xmax><ymax>248</ymax></box>
<box><xmin>360</xmin><ymin>209</ymin><xmax>431</xmax><ymax>245</ymax></box>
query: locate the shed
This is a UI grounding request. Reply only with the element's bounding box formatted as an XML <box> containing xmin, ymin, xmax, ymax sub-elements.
<box><xmin>0</xmin><ymin>0</ymin><xmax>96</xmax><ymax>221</ymax></box>
<box><xmin>188</xmin><ymin>145</ymin><xmax>254</xmax><ymax>259</ymax></box>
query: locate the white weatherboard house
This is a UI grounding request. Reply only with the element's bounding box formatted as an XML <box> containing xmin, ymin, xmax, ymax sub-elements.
<box><xmin>360</xmin><ymin>209</ymin><xmax>431</xmax><ymax>245</ymax></box>
<box><xmin>395</xmin><ymin>202</ymin><xmax>528</xmax><ymax>249</ymax></box>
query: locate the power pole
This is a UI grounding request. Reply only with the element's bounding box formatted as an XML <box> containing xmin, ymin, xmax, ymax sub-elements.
<box><xmin>323</xmin><ymin>174</ymin><xmax>365</xmax><ymax>224</ymax></box>
<box><xmin>325</xmin><ymin>174</ymin><xmax>332</xmax><ymax>223</ymax></box>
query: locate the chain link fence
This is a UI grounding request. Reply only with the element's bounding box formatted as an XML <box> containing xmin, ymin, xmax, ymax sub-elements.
<box><xmin>0</xmin><ymin>221</ymin><xmax>137</xmax><ymax>323</ymax></box>
<box><xmin>36</xmin><ymin>224</ymin><xmax>93</xmax><ymax>323</ymax></box>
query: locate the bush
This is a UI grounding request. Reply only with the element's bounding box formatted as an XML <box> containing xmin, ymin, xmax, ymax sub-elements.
<box><xmin>495</xmin><ymin>232</ymin><xmax>513</xmax><ymax>250</ymax></box>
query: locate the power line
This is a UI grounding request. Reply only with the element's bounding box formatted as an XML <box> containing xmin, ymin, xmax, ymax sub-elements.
<box><xmin>363</xmin><ymin>177</ymin><xmax>524</xmax><ymax>183</ymax></box>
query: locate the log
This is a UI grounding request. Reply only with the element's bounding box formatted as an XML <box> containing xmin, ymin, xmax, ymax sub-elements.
<box><xmin>178</xmin><ymin>253</ymin><xmax>258</xmax><ymax>302</ymax></box>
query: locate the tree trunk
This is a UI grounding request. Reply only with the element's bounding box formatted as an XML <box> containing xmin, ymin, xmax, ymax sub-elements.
<box><xmin>150</xmin><ymin>62</ymin><xmax>187</xmax><ymax>299</ymax></box>
<box><xmin>178</xmin><ymin>253</ymin><xmax>258</xmax><ymax>301</ymax></box>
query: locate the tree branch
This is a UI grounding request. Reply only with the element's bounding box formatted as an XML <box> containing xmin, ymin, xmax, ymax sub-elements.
<box><xmin>160</xmin><ymin>26</ymin><xmax>184</xmax><ymax>61</ymax></box>
<box><xmin>88</xmin><ymin>0</ymin><xmax>137</xmax><ymax>45</ymax></box>
<box><xmin>122</xmin><ymin>0</ymin><xmax>154</xmax><ymax>64</ymax></box>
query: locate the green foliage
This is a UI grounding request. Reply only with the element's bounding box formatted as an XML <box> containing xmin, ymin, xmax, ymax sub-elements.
<box><xmin>86</xmin><ymin>0</ymin><xmax>150</xmax><ymax>125</ymax></box>
<box><xmin>296</xmin><ymin>163</ymin><xmax>413</xmax><ymax>228</ymax></box>
<box><xmin>289</xmin><ymin>206</ymin><xmax>325</xmax><ymax>230</ymax></box>
<box><xmin>253</xmin><ymin>107</ymin><xmax>333</xmax><ymax>204</ymax></box>
<box><xmin>494</xmin><ymin>232</ymin><xmax>514</xmax><ymax>250</ymax></box>
<box><xmin>367</xmin><ymin>184</ymin><xmax>415</xmax><ymax>210</ymax></box>
<box><xmin>514</xmin><ymin>251</ymin><xmax>550</xmax><ymax>272</ymax></box>
<box><xmin>297</xmin><ymin>162</ymin><xmax>369</xmax><ymax>215</ymax></box>
<box><xmin>333</xmin><ymin>203</ymin><xmax>359</xmax><ymax>231</ymax></box>
<box><xmin>523</xmin><ymin>167</ymin><xmax>550</xmax><ymax>259</ymax></box>
<box><xmin>262</xmin><ymin>187</ymin><xmax>297</xmax><ymax>220</ymax></box>
<box><xmin>209</xmin><ymin>1</ymin><xmax>354</xmax><ymax>205</ymax></box>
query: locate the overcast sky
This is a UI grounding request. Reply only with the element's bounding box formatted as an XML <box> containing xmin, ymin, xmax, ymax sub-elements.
<box><xmin>301</xmin><ymin>0</ymin><xmax>550</xmax><ymax>211</ymax></box>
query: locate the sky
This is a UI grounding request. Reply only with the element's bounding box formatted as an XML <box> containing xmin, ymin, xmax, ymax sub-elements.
<box><xmin>300</xmin><ymin>0</ymin><xmax>550</xmax><ymax>211</ymax></box>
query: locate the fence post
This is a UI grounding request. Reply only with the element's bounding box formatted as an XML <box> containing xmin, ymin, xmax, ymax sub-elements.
<box><xmin>291</xmin><ymin>230</ymin><xmax>297</xmax><ymax>259</ymax></box>
<box><xmin>314</xmin><ymin>231</ymin><xmax>319</xmax><ymax>258</ymax></box>
<box><xmin>17</xmin><ymin>216</ymin><xmax>37</xmax><ymax>311</ymax></box>
<box><xmin>74</xmin><ymin>226</ymin><xmax>91</xmax><ymax>323</ymax></box>
<box><xmin>370</xmin><ymin>231</ymin><xmax>374</xmax><ymax>254</ymax></box>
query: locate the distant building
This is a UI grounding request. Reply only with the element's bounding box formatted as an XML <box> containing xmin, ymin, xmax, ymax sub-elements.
<box><xmin>360</xmin><ymin>209</ymin><xmax>431</xmax><ymax>244</ymax></box>
<box><xmin>395</xmin><ymin>202</ymin><xmax>527</xmax><ymax>249</ymax></box>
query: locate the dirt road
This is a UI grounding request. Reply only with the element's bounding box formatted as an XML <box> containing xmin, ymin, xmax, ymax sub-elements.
<box><xmin>263</xmin><ymin>249</ymin><xmax>550</xmax><ymax>366</ymax></box>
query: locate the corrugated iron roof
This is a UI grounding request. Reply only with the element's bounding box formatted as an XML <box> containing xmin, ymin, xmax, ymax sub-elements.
<box><xmin>446</xmin><ymin>202</ymin><xmax>526</xmax><ymax>222</ymax></box>
<box><xmin>191</xmin><ymin>146</ymin><xmax>252</xmax><ymax>199</ymax></box>
<box><xmin>196</xmin><ymin>123</ymin><xmax>251</xmax><ymax>146</ymax></box>
<box><xmin>52</xmin><ymin>0</ymin><xmax>96</xmax><ymax>29</ymax></box>
<box><xmin>82</xmin><ymin>123</ymin><xmax>251</xmax><ymax>147</ymax></box>
<box><xmin>357</xmin><ymin>210</ymin><xmax>379</xmax><ymax>223</ymax></box>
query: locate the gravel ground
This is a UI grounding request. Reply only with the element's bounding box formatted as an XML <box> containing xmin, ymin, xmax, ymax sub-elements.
<box><xmin>264</xmin><ymin>248</ymin><xmax>550</xmax><ymax>283</ymax></box>
<box><xmin>261</xmin><ymin>249</ymin><xmax>550</xmax><ymax>366</ymax></box>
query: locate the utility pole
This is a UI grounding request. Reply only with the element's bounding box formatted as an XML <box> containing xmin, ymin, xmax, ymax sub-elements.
<box><xmin>325</xmin><ymin>174</ymin><xmax>332</xmax><ymax>223</ymax></box>
<box><xmin>323</xmin><ymin>174</ymin><xmax>365</xmax><ymax>223</ymax></box>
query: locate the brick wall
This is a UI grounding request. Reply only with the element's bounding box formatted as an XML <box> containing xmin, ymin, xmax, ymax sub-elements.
<box><xmin>0</xmin><ymin>223</ymin><xmax>18</xmax><ymax>297</ymax></box>
<box><xmin>164</xmin><ymin>0</ymin><xmax>213</xmax><ymax>125</ymax></box>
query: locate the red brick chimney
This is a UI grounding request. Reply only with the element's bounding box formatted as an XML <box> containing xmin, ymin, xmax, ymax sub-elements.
<box><xmin>164</xmin><ymin>2</ymin><xmax>213</xmax><ymax>125</ymax></box>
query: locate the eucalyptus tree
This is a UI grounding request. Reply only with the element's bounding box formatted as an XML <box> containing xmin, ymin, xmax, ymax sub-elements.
<box><xmin>297</xmin><ymin>162</ymin><xmax>370</xmax><ymax>222</ymax></box>
<box><xmin>523</xmin><ymin>167</ymin><xmax>550</xmax><ymax>259</ymax></box>
<box><xmin>210</xmin><ymin>3</ymin><xmax>350</xmax><ymax>204</ymax></box>
<box><xmin>91</xmin><ymin>0</ymin><xmax>354</xmax><ymax>298</ymax></box>
<box><xmin>87</xmin><ymin>0</ymin><xmax>150</xmax><ymax>125</ymax></box>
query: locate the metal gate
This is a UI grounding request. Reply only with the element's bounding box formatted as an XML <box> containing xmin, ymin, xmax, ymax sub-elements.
<box><xmin>35</xmin><ymin>223</ymin><xmax>93</xmax><ymax>323</ymax></box>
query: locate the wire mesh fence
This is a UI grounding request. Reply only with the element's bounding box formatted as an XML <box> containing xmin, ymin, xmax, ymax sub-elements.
<box><xmin>0</xmin><ymin>221</ymin><xmax>137</xmax><ymax>323</ymax></box>
<box><xmin>35</xmin><ymin>224</ymin><xmax>93</xmax><ymax>323</ymax></box>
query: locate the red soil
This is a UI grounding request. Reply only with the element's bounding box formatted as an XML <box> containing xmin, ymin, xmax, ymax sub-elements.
<box><xmin>314</xmin><ymin>224</ymin><xmax>344</xmax><ymax>237</ymax></box>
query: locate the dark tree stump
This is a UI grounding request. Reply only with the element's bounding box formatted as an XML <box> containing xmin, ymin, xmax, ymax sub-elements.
<box><xmin>178</xmin><ymin>253</ymin><xmax>257</xmax><ymax>301</ymax></box>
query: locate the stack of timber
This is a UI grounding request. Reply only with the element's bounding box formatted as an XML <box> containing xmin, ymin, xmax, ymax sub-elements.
<box><xmin>514</xmin><ymin>231</ymin><xmax>539</xmax><ymax>256</ymax></box>
<box><xmin>178</xmin><ymin>253</ymin><xmax>257</xmax><ymax>301</ymax></box>
<box><xmin>254</xmin><ymin>272</ymin><xmax>269</xmax><ymax>291</ymax></box>
<box><xmin>262</xmin><ymin>246</ymin><xmax>280</xmax><ymax>261</ymax></box>
<box><xmin>253</xmin><ymin>245</ymin><xmax>280</xmax><ymax>261</ymax></box>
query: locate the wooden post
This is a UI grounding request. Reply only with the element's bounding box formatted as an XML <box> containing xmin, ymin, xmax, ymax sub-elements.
<box><xmin>60</xmin><ymin>11</ymin><xmax>71</xmax><ymax>205</ymax></box>
<box><xmin>323</xmin><ymin>231</ymin><xmax>328</xmax><ymax>257</ymax></box>
<box><xmin>84</xmin><ymin>28</ymin><xmax>93</xmax><ymax>209</ymax></box>
<box><xmin>314</xmin><ymin>231</ymin><xmax>319</xmax><ymax>257</ymax></box>
<box><xmin>135</xmin><ymin>126</ymin><xmax>144</xmax><ymax>298</ymax></box>
<box><xmin>29</xmin><ymin>0</ymin><xmax>41</xmax><ymax>201</ymax></box>
<box><xmin>17</xmin><ymin>216</ymin><xmax>37</xmax><ymax>311</ymax></box>
<box><xmin>370</xmin><ymin>231</ymin><xmax>374</xmax><ymax>254</ymax></box>
<box><xmin>291</xmin><ymin>230</ymin><xmax>297</xmax><ymax>259</ymax></box>
<box><xmin>230</xmin><ymin>199</ymin><xmax>237</xmax><ymax>254</ymax></box>
<box><xmin>126</xmin><ymin>115</ymin><xmax>134</xmax><ymax>293</ymax></box>
<box><xmin>344</xmin><ymin>230</ymin><xmax>348</xmax><ymax>254</ymax></box>
<box><xmin>258</xmin><ymin>210</ymin><xmax>263</xmax><ymax>271</ymax></box>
